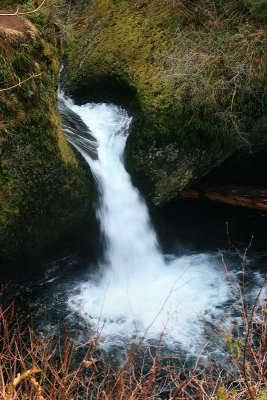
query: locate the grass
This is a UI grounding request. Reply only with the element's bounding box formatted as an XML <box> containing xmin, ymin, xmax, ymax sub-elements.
<box><xmin>0</xmin><ymin>251</ymin><xmax>266</xmax><ymax>399</ymax></box>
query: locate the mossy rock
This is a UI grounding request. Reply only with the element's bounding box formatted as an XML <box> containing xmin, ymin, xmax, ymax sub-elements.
<box><xmin>0</xmin><ymin>4</ymin><xmax>91</xmax><ymax>264</ymax></box>
<box><xmin>257</xmin><ymin>389</ymin><xmax>267</xmax><ymax>400</ymax></box>
<box><xmin>64</xmin><ymin>0</ymin><xmax>267</xmax><ymax>205</ymax></box>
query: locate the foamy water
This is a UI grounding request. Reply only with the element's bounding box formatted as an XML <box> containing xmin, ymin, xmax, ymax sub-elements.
<box><xmin>59</xmin><ymin>94</ymin><xmax>231</xmax><ymax>350</ymax></box>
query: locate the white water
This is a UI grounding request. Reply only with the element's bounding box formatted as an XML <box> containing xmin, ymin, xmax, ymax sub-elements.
<box><xmin>60</xmin><ymin>94</ymin><xmax>231</xmax><ymax>350</ymax></box>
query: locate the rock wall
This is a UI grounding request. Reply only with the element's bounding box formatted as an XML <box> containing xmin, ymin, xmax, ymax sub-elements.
<box><xmin>64</xmin><ymin>0</ymin><xmax>267</xmax><ymax>205</ymax></box>
<box><xmin>0</xmin><ymin>2</ymin><xmax>91</xmax><ymax>264</ymax></box>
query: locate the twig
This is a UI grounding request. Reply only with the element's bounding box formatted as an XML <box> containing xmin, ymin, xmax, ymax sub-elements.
<box><xmin>0</xmin><ymin>72</ymin><xmax>42</xmax><ymax>92</ymax></box>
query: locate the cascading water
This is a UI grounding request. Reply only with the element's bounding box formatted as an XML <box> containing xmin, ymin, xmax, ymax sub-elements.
<box><xmin>59</xmin><ymin>93</ymin><xmax>231</xmax><ymax>350</ymax></box>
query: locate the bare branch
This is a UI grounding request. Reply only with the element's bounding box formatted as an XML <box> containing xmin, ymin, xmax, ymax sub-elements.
<box><xmin>0</xmin><ymin>72</ymin><xmax>42</xmax><ymax>93</ymax></box>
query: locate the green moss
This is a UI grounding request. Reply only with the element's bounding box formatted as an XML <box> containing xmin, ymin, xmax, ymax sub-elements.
<box><xmin>0</xmin><ymin>6</ymin><xmax>90</xmax><ymax>264</ymax></box>
<box><xmin>64</xmin><ymin>0</ymin><xmax>266</xmax><ymax>204</ymax></box>
<box><xmin>257</xmin><ymin>388</ymin><xmax>267</xmax><ymax>400</ymax></box>
<box><xmin>244</xmin><ymin>0</ymin><xmax>267</xmax><ymax>21</ymax></box>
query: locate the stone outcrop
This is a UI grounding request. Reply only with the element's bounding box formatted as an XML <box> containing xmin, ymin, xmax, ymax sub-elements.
<box><xmin>64</xmin><ymin>0</ymin><xmax>267</xmax><ymax>205</ymax></box>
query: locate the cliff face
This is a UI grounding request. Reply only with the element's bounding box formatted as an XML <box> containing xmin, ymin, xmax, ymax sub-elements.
<box><xmin>0</xmin><ymin>0</ymin><xmax>266</xmax><ymax>263</ymax></box>
<box><xmin>0</xmin><ymin>2</ymin><xmax>90</xmax><ymax>264</ymax></box>
<box><xmin>64</xmin><ymin>0</ymin><xmax>267</xmax><ymax>205</ymax></box>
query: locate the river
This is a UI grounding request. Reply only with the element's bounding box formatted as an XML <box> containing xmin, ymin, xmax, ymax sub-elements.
<box><xmin>2</xmin><ymin>93</ymin><xmax>266</xmax><ymax>362</ymax></box>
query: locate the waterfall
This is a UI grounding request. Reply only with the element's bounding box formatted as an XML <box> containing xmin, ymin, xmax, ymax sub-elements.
<box><xmin>59</xmin><ymin>93</ymin><xmax>230</xmax><ymax>349</ymax></box>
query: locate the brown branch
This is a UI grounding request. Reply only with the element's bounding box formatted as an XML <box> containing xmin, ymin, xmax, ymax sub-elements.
<box><xmin>0</xmin><ymin>72</ymin><xmax>42</xmax><ymax>93</ymax></box>
<box><xmin>67</xmin><ymin>0</ymin><xmax>72</xmax><ymax>18</ymax></box>
<box><xmin>0</xmin><ymin>6</ymin><xmax>19</xmax><ymax>16</ymax></box>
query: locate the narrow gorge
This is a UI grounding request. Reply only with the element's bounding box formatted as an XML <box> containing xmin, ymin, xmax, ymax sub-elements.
<box><xmin>0</xmin><ymin>1</ymin><xmax>266</xmax><ymax>399</ymax></box>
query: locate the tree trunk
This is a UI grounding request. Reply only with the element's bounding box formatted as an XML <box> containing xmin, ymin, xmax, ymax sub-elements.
<box><xmin>181</xmin><ymin>185</ymin><xmax>267</xmax><ymax>211</ymax></box>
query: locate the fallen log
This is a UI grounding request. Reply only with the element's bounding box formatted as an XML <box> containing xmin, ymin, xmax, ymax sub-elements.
<box><xmin>181</xmin><ymin>185</ymin><xmax>267</xmax><ymax>211</ymax></box>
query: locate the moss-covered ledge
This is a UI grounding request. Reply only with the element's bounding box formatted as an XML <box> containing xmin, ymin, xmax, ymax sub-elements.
<box><xmin>64</xmin><ymin>0</ymin><xmax>267</xmax><ymax>205</ymax></box>
<box><xmin>0</xmin><ymin>4</ymin><xmax>91</xmax><ymax>264</ymax></box>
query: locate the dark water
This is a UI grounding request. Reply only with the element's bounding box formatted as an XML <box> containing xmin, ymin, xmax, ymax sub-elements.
<box><xmin>1</xmin><ymin>199</ymin><xmax>266</xmax><ymax>324</ymax></box>
<box><xmin>154</xmin><ymin>198</ymin><xmax>267</xmax><ymax>261</ymax></box>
